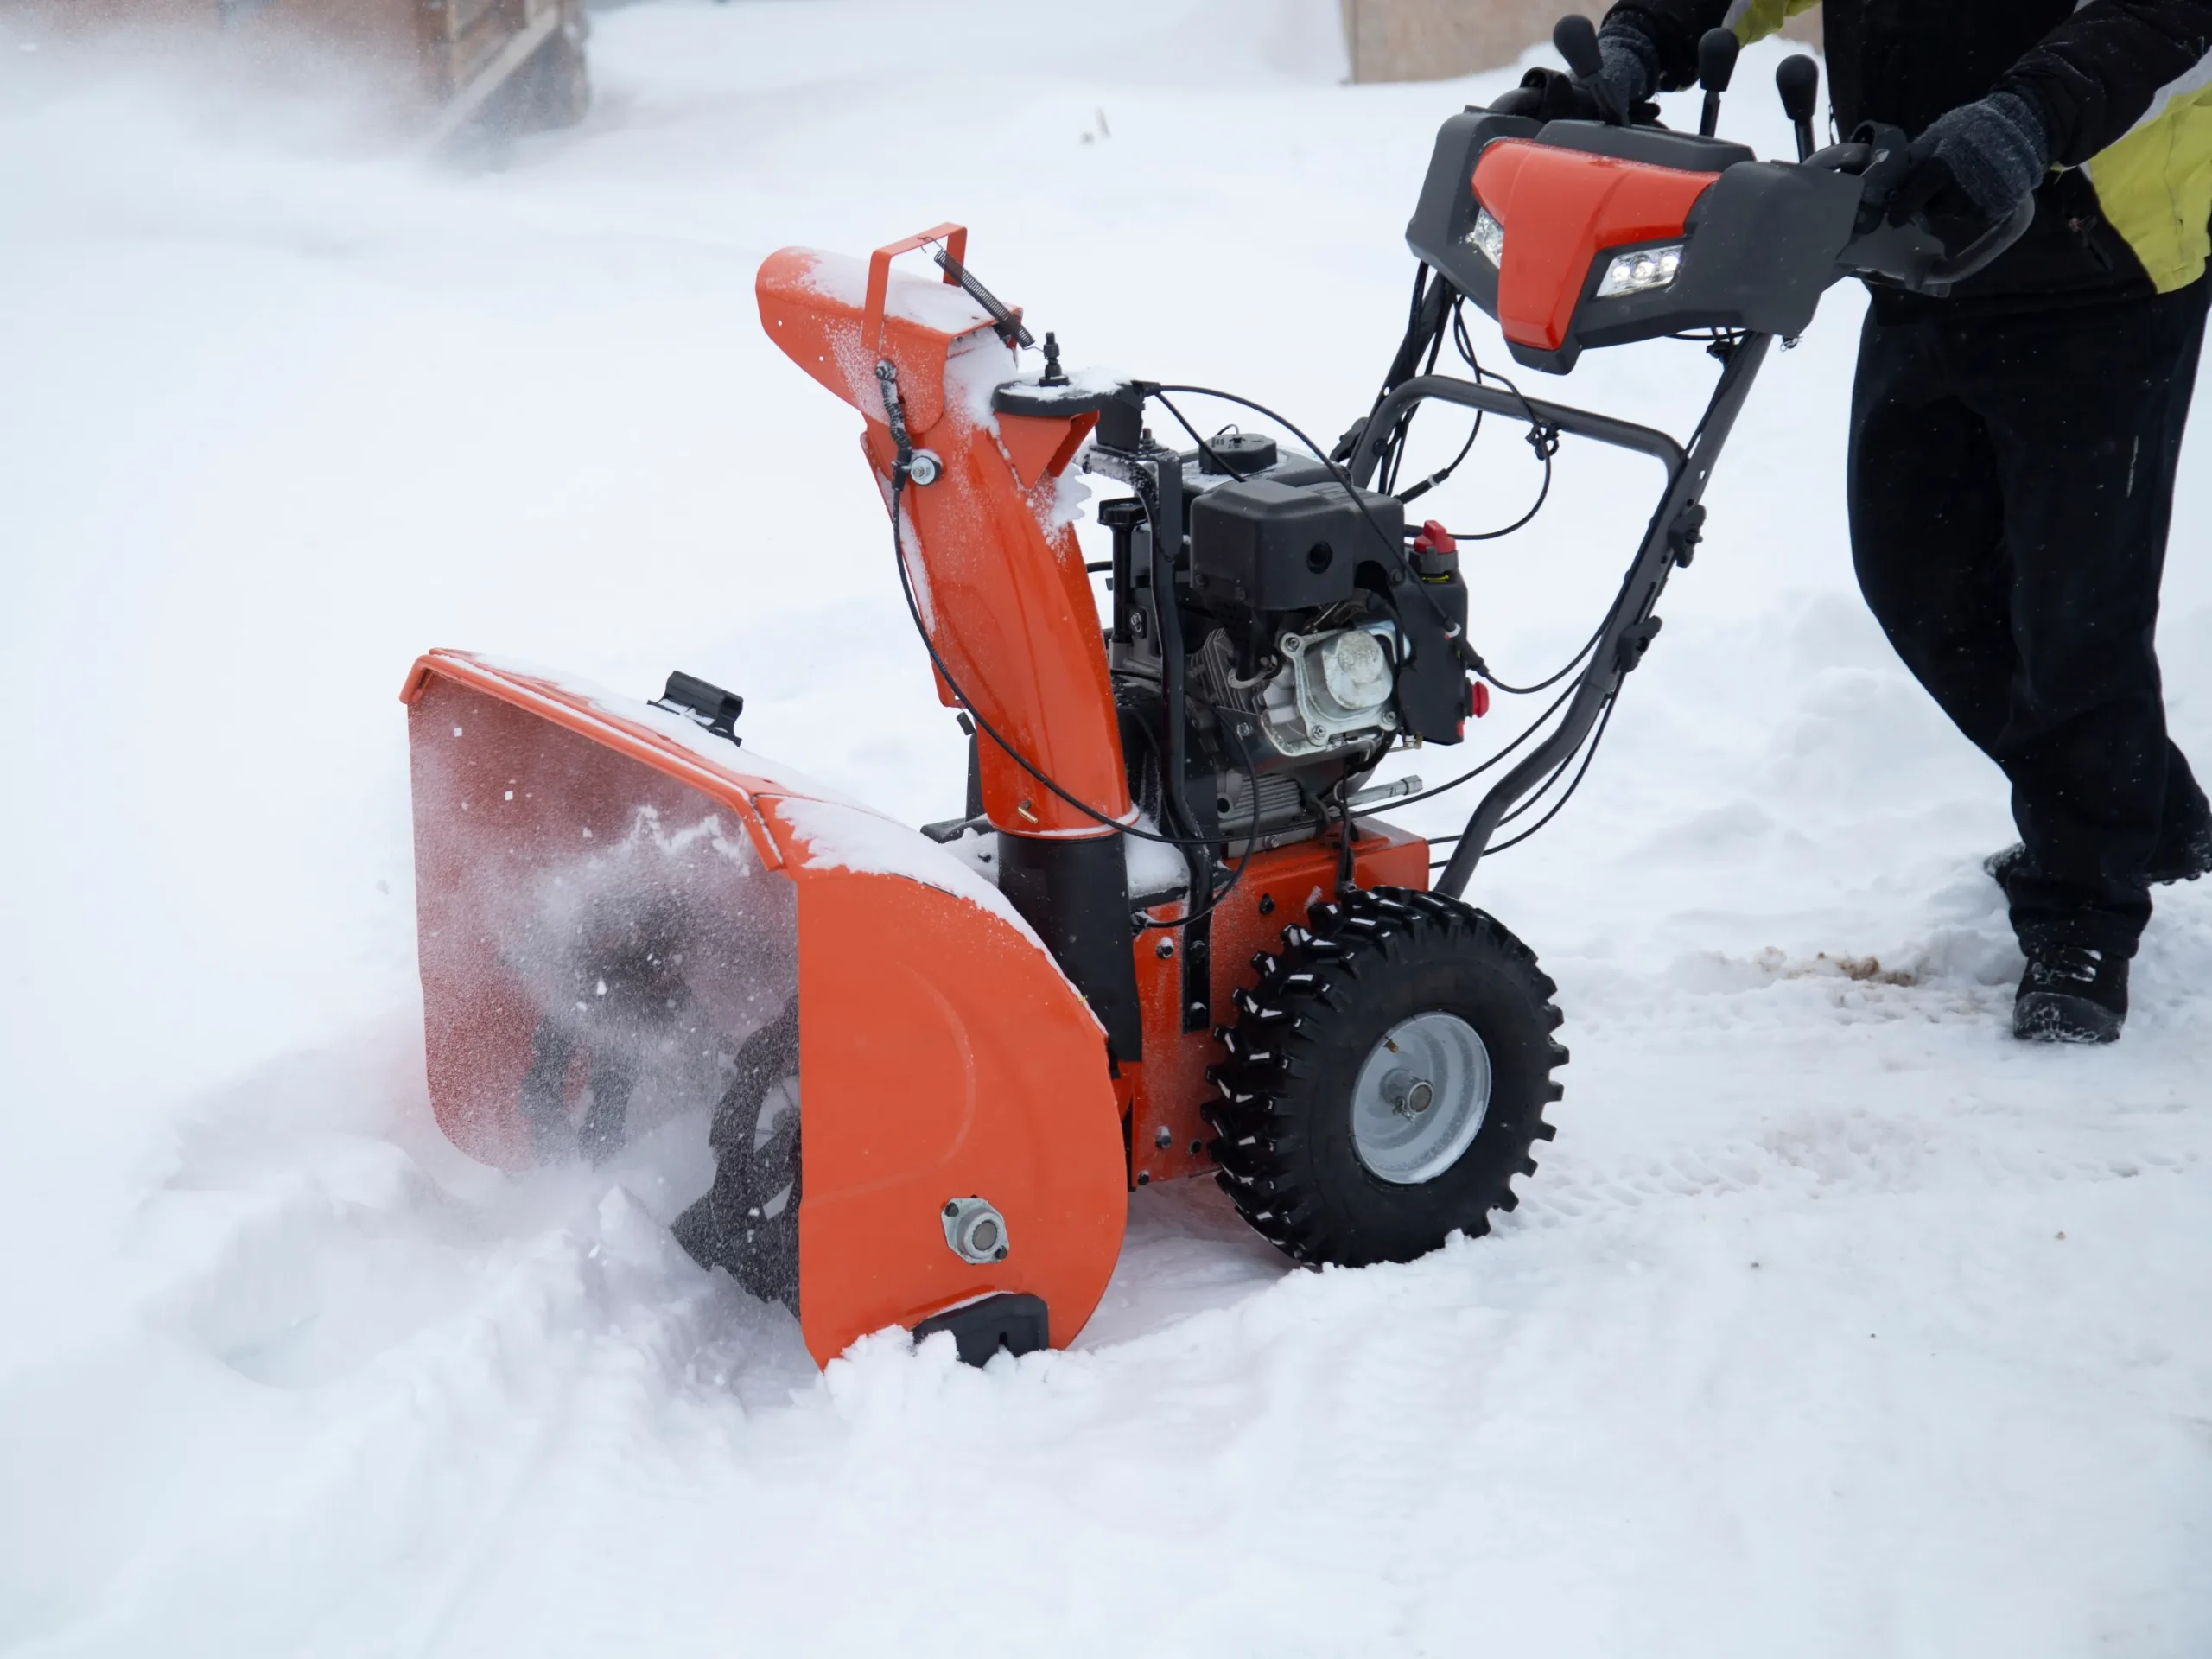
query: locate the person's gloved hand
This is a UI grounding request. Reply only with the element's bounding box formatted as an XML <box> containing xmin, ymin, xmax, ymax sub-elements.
<box><xmin>1886</xmin><ymin>90</ymin><xmax>2050</xmax><ymax>251</ymax></box>
<box><xmin>1491</xmin><ymin>23</ymin><xmax>1660</xmax><ymax>124</ymax></box>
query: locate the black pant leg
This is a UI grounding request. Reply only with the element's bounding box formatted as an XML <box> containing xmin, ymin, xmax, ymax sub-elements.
<box><xmin>1847</xmin><ymin>311</ymin><xmax>2015</xmax><ymax>755</ymax></box>
<box><xmin>1955</xmin><ymin>282</ymin><xmax>2209</xmax><ymax>957</ymax></box>
<box><xmin>2160</xmin><ymin>741</ymin><xmax>2212</xmax><ymax>855</ymax></box>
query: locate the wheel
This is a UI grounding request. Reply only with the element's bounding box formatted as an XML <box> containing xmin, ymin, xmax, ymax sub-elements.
<box><xmin>1205</xmin><ymin>886</ymin><xmax>1565</xmax><ymax>1266</ymax></box>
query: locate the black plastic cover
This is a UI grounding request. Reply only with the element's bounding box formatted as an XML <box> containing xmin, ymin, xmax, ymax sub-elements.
<box><xmin>993</xmin><ymin>379</ymin><xmax>1118</xmax><ymax>419</ymax></box>
<box><xmin>1403</xmin><ymin>107</ymin><xmax>1538</xmax><ymax>311</ymax></box>
<box><xmin>1198</xmin><ymin>431</ymin><xmax>1279</xmax><ymax>477</ymax></box>
<box><xmin>1090</xmin><ymin>384</ymin><xmax>1150</xmax><ymax>452</ymax></box>
<box><xmin>1189</xmin><ymin>478</ymin><xmax>1404</xmax><ymax>612</ymax></box>
<box><xmin>995</xmin><ymin>830</ymin><xmax>1144</xmax><ymax>1063</ymax></box>
<box><xmin>1534</xmin><ymin>118</ymin><xmax>1752</xmax><ymax>172</ymax></box>
<box><xmin>1393</xmin><ymin>574</ymin><xmax>1472</xmax><ymax>743</ymax></box>
<box><xmin>912</xmin><ymin>1293</ymin><xmax>1049</xmax><ymax>1365</ymax></box>
<box><xmin>1569</xmin><ymin>160</ymin><xmax>1862</xmax><ymax>353</ymax></box>
<box><xmin>652</xmin><ymin>671</ymin><xmax>743</xmax><ymax>742</ymax></box>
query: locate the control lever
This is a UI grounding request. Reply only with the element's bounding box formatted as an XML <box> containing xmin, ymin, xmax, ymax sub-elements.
<box><xmin>1552</xmin><ymin>15</ymin><xmax>1621</xmax><ymax>124</ymax></box>
<box><xmin>1777</xmin><ymin>54</ymin><xmax>1820</xmax><ymax>162</ymax></box>
<box><xmin>1696</xmin><ymin>28</ymin><xmax>1738</xmax><ymax>138</ymax></box>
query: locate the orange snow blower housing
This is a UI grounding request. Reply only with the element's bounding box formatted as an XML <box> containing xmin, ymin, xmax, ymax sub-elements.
<box><xmin>403</xmin><ymin>648</ymin><xmax>1129</xmax><ymax>1367</ymax></box>
<box><xmin>406</xmin><ymin>23</ymin><xmax>1998</xmax><ymax>1367</ymax></box>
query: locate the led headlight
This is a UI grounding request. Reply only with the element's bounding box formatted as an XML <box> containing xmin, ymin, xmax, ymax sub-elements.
<box><xmin>1597</xmin><ymin>243</ymin><xmax>1683</xmax><ymax>297</ymax></box>
<box><xmin>1465</xmin><ymin>207</ymin><xmax>1504</xmax><ymax>267</ymax></box>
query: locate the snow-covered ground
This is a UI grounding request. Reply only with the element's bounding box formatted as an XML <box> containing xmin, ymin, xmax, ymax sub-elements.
<box><xmin>3</xmin><ymin>2</ymin><xmax>2209</xmax><ymax>1652</ymax></box>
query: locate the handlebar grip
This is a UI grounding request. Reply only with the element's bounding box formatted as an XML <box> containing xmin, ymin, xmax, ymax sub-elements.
<box><xmin>1832</xmin><ymin>190</ymin><xmax>2036</xmax><ymax>296</ymax></box>
<box><xmin>1921</xmin><ymin>194</ymin><xmax>2036</xmax><ymax>287</ymax></box>
<box><xmin>1804</xmin><ymin>140</ymin><xmax>1871</xmax><ymax>172</ymax></box>
<box><xmin>1825</xmin><ymin>121</ymin><xmax>2036</xmax><ymax>295</ymax></box>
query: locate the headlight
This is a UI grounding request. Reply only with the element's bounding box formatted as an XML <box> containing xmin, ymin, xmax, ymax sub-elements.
<box><xmin>1596</xmin><ymin>243</ymin><xmax>1683</xmax><ymax>297</ymax></box>
<box><xmin>1465</xmin><ymin>207</ymin><xmax>1504</xmax><ymax>267</ymax></box>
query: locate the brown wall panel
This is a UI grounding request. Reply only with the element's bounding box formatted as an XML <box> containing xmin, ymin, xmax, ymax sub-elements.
<box><xmin>1343</xmin><ymin>0</ymin><xmax>1821</xmax><ymax>84</ymax></box>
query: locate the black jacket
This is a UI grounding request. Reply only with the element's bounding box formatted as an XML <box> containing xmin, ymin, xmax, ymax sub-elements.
<box><xmin>1605</xmin><ymin>0</ymin><xmax>2212</xmax><ymax>308</ymax></box>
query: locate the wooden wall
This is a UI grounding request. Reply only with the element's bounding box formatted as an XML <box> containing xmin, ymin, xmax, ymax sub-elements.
<box><xmin>1342</xmin><ymin>0</ymin><xmax>1821</xmax><ymax>84</ymax></box>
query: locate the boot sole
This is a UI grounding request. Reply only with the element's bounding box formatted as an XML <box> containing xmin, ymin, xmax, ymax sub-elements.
<box><xmin>2012</xmin><ymin>990</ymin><xmax>2124</xmax><ymax>1045</ymax></box>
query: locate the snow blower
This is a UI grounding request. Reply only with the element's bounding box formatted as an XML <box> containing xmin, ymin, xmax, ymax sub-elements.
<box><xmin>402</xmin><ymin>21</ymin><xmax>2025</xmax><ymax>1366</ymax></box>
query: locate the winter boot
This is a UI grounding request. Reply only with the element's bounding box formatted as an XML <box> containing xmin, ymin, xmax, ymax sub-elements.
<box><xmin>2012</xmin><ymin>944</ymin><xmax>2128</xmax><ymax>1044</ymax></box>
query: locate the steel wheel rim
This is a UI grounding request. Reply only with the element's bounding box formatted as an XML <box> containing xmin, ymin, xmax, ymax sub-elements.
<box><xmin>1349</xmin><ymin>1010</ymin><xmax>1491</xmax><ymax>1185</ymax></box>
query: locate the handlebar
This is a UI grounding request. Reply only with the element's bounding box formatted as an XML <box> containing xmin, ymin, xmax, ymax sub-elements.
<box><xmin>1931</xmin><ymin>196</ymin><xmax>2037</xmax><ymax>283</ymax></box>
<box><xmin>1820</xmin><ymin>124</ymin><xmax>2038</xmax><ymax>295</ymax></box>
<box><xmin>1462</xmin><ymin>96</ymin><xmax>2038</xmax><ymax>309</ymax></box>
<box><xmin>1844</xmin><ymin>194</ymin><xmax>2034</xmax><ymax>291</ymax></box>
<box><xmin>864</xmin><ymin>222</ymin><xmax>969</xmax><ymax>352</ymax></box>
<box><xmin>1509</xmin><ymin>19</ymin><xmax>2036</xmax><ymax>296</ymax></box>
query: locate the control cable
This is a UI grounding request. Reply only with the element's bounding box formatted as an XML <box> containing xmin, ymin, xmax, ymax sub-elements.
<box><xmin>878</xmin><ymin>353</ymin><xmax>1634</xmax><ymax>897</ymax></box>
<box><xmin>875</xmin><ymin>365</ymin><xmax>1217</xmax><ymax>851</ymax></box>
<box><xmin>1151</xmin><ymin>378</ymin><xmax>1591</xmax><ymax>699</ymax></box>
<box><xmin>887</xmin><ymin>471</ymin><xmax>1263</xmax><ymax>925</ymax></box>
<box><xmin>876</xmin><ymin>362</ymin><xmax>1266</xmax><ymax>931</ymax></box>
<box><xmin>1427</xmin><ymin>692</ymin><xmax>1619</xmax><ymax>863</ymax></box>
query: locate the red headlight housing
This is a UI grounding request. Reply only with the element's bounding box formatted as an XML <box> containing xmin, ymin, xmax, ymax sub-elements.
<box><xmin>1470</xmin><ymin>139</ymin><xmax>1719</xmax><ymax>359</ymax></box>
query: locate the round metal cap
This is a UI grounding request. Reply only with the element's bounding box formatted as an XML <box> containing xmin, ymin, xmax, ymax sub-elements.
<box><xmin>942</xmin><ymin>1196</ymin><xmax>1013</xmax><ymax>1264</ymax></box>
<box><xmin>1350</xmin><ymin>1011</ymin><xmax>1491</xmax><ymax>1185</ymax></box>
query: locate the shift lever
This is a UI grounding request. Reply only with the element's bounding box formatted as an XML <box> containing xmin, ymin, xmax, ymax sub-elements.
<box><xmin>1553</xmin><ymin>15</ymin><xmax>1622</xmax><ymax>123</ymax></box>
<box><xmin>1553</xmin><ymin>14</ymin><xmax>1603</xmax><ymax>78</ymax></box>
<box><xmin>1777</xmin><ymin>54</ymin><xmax>1820</xmax><ymax>161</ymax></box>
<box><xmin>1696</xmin><ymin>28</ymin><xmax>1738</xmax><ymax>137</ymax></box>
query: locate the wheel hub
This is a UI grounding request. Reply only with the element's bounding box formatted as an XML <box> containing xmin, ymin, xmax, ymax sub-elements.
<box><xmin>1382</xmin><ymin>1070</ymin><xmax>1435</xmax><ymax>1116</ymax></box>
<box><xmin>1351</xmin><ymin>1012</ymin><xmax>1491</xmax><ymax>1184</ymax></box>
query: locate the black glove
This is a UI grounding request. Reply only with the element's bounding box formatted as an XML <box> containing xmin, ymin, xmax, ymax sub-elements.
<box><xmin>1885</xmin><ymin>90</ymin><xmax>2050</xmax><ymax>251</ymax></box>
<box><xmin>1491</xmin><ymin>23</ymin><xmax>1661</xmax><ymax>124</ymax></box>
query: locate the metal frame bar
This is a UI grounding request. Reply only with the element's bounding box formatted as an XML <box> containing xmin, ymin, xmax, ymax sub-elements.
<box><xmin>1348</xmin><ymin>342</ymin><xmax>1772</xmax><ymax>898</ymax></box>
<box><xmin>1348</xmin><ymin>374</ymin><xmax>1688</xmax><ymax>488</ymax></box>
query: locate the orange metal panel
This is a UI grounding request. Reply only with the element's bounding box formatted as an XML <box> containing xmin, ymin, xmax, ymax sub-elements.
<box><xmin>401</xmin><ymin>649</ymin><xmax>786</xmax><ymax>863</ymax></box>
<box><xmin>781</xmin><ymin>860</ymin><xmax>1125</xmax><ymax>1365</ymax></box>
<box><xmin>995</xmin><ymin>411</ymin><xmax>1097</xmax><ymax>489</ymax></box>
<box><xmin>404</xmin><ymin>656</ymin><xmax>791</xmax><ymax>1170</ymax></box>
<box><xmin>1122</xmin><ymin>824</ymin><xmax>1431</xmax><ymax>1185</ymax></box>
<box><xmin>756</xmin><ymin>234</ymin><xmax>1133</xmax><ymax>843</ymax></box>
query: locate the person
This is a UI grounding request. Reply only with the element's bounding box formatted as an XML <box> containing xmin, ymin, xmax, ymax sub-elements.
<box><xmin>1499</xmin><ymin>0</ymin><xmax>2212</xmax><ymax>1043</ymax></box>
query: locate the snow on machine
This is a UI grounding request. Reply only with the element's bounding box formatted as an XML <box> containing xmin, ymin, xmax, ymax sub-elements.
<box><xmin>401</xmin><ymin>20</ymin><xmax>2027</xmax><ymax>1366</ymax></box>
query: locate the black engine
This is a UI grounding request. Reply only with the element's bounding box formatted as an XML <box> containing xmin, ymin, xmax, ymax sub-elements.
<box><xmin>1069</xmin><ymin>384</ymin><xmax>1475</xmax><ymax>893</ymax></box>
